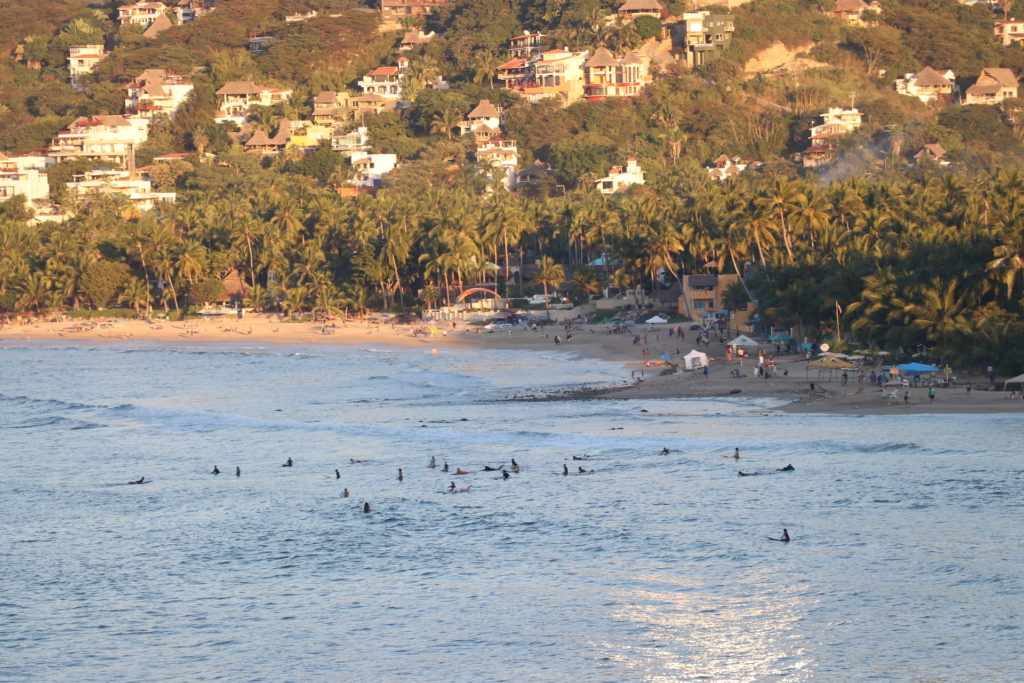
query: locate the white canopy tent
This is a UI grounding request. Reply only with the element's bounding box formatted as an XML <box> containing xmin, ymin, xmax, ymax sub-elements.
<box><xmin>645</xmin><ymin>315</ymin><xmax>668</xmax><ymax>324</ymax></box>
<box><xmin>727</xmin><ymin>335</ymin><xmax>759</xmax><ymax>349</ymax></box>
<box><xmin>683</xmin><ymin>349</ymin><xmax>708</xmax><ymax>370</ymax></box>
<box><xmin>1003</xmin><ymin>373</ymin><xmax>1024</xmax><ymax>390</ymax></box>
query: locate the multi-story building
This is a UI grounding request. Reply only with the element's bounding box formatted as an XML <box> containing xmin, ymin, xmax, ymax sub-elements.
<box><xmin>68</xmin><ymin>45</ymin><xmax>108</xmax><ymax>88</ymax></box>
<box><xmin>358</xmin><ymin>60</ymin><xmax>408</xmax><ymax>100</ymax></box>
<box><xmin>49</xmin><ymin>115</ymin><xmax>151</xmax><ymax>166</ymax></box>
<box><xmin>0</xmin><ymin>154</ymin><xmax>53</xmax><ymax>206</ymax></box>
<box><xmin>675</xmin><ymin>12</ymin><xmax>734</xmax><ymax>68</ymax></box>
<box><xmin>458</xmin><ymin>99</ymin><xmax>503</xmax><ymax>136</ymax></box>
<box><xmin>124</xmin><ymin>69</ymin><xmax>195</xmax><ymax>118</ymax></box>
<box><xmin>828</xmin><ymin>0</ymin><xmax>880</xmax><ymax>24</ymax></box>
<box><xmin>994</xmin><ymin>19</ymin><xmax>1024</xmax><ymax>46</ymax></box>
<box><xmin>351</xmin><ymin>154</ymin><xmax>398</xmax><ymax>188</ymax></box>
<box><xmin>214</xmin><ymin>81</ymin><xmax>293</xmax><ymax>120</ymax></box>
<box><xmin>895</xmin><ymin>67</ymin><xmax>956</xmax><ymax>103</ymax></box>
<box><xmin>706</xmin><ymin>155</ymin><xmax>762</xmax><ymax>181</ymax></box>
<box><xmin>508</xmin><ymin>32</ymin><xmax>545</xmax><ymax>59</ymax></box>
<box><xmin>499</xmin><ymin>48</ymin><xmax>589</xmax><ymax>104</ymax></box>
<box><xmin>66</xmin><ymin>169</ymin><xmax>175</xmax><ymax>211</ymax></box>
<box><xmin>117</xmin><ymin>2</ymin><xmax>169</xmax><ymax>27</ymax></box>
<box><xmin>248</xmin><ymin>32</ymin><xmax>276</xmax><ymax>54</ymax></box>
<box><xmin>595</xmin><ymin>158</ymin><xmax>645</xmax><ymax>194</ymax></box>
<box><xmin>810</xmin><ymin>107</ymin><xmax>862</xmax><ymax>140</ymax></box>
<box><xmin>400</xmin><ymin>30</ymin><xmax>436</xmax><ymax>51</ymax></box>
<box><xmin>311</xmin><ymin>91</ymin><xmax>351</xmax><ymax>125</ymax></box>
<box><xmin>583</xmin><ymin>47</ymin><xmax>650</xmax><ymax>99</ymax></box>
<box><xmin>964</xmin><ymin>68</ymin><xmax>1019</xmax><ymax>104</ymax></box>
<box><xmin>173</xmin><ymin>0</ymin><xmax>217</xmax><ymax>23</ymax></box>
<box><xmin>476</xmin><ymin>139</ymin><xmax>519</xmax><ymax>190</ymax></box>
<box><xmin>331</xmin><ymin>127</ymin><xmax>369</xmax><ymax>157</ymax></box>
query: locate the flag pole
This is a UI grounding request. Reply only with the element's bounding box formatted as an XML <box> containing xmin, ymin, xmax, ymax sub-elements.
<box><xmin>835</xmin><ymin>301</ymin><xmax>841</xmax><ymax>346</ymax></box>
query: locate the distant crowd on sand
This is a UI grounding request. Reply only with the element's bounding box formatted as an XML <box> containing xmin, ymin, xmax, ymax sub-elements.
<box><xmin>126</xmin><ymin>448</ymin><xmax>795</xmax><ymax>543</ymax></box>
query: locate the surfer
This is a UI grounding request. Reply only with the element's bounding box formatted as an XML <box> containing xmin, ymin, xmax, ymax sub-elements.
<box><xmin>572</xmin><ymin>455</ymin><xmax>589</xmax><ymax>461</ymax></box>
<box><xmin>398</xmin><ymin>468</ymin><xmax>403</xmax><ymax>481</ymax></box>
<box><xmin>563</xmin><ymin>464</ymin><xmax>569</xmax><ymax>476</ymax></box>
<box><xmin>578</xmin><ymin>467</ymin><xmax>590</xmax><ymax>474</ymax></box>
<box><xmin>335</xmin><ymin>469</ymin><xmax>341</xmax><ymax>479</ymax></box>
<box><xmin>350</xmin><ymin>458</ymin><xmax>367</xmax><ymax>464</ymax></box>
<box><xmin>733</xmin><ymin>448</ymin><xmax>740</xmax><ymax>460</ymax></box>
<box><xmin>511</xmin><ymin>458</ymin><xmax>518</xmax><ymax>469</ymax></box>
<box><xmin>770</xmin><ymin>529</ymin><xmax>791</xmax><ymax>542</ymax></box>
<box><xmin>454</xmin><ymin>468</ymin><xmax>470</xmax><ymax>475</ymax></box>
<box><xmin>236</xmin><ymin>466</ymin><xmax>241</xmax><ymax>477</ymax></box>
<box><xmin>363</xmin><ymin>502</ymin><xmax>371</xmax><ymax>513</ymax></box>
<box><xmin>129</xmin><ymin>477</ymin><xmax>146</xmax><ymax>485</ymax></box>
<box><xmin>212</xmin><ymin>466</ymin><xmax>220</xmax><ymax>475</ymax></box>
<box><xmin>428</xmin><ymin>456</ymin><xmax>437</xmax><ymax>468</ymax></box>
<box><xmin>283</xmin><ymin>457</ymin><xmax>293</xmax><ymax>467</ymax></box>
<box><xmin>342</xmin><ymin>488</ymin><xmax>350</xmax><ymax>498</ymax></box>
<box><xmin>737</xmin><ymin>471</ymin><xmax>759</xmax><ymax>476</ymax></box>
<box><xmin>482</xmin><ymin>465</ymin><xmax>503</xmax><ymax>471</ymax></box>
<box><xmin>660</xmin><ymin>447</ymin><xmax>670</xmax><ymax>455</ymax></box>
<box><xmin>776</xmin><ymin>464</ymin><xmax>795</xmax><ymax>471</ymax></box>
<box><xmin>442</xmin><ymin>462</ymin><xmax>449</xmax><ymax>473</ymax></box>
<box><xmin>502</xmin><ymin>471</ymin><xmax>511</xmax><ymax>480</ymax></box>
<box><xmin>448</xmin><ymin>481</ymin><xmax>456</xmax><ymax>492</ymax></box>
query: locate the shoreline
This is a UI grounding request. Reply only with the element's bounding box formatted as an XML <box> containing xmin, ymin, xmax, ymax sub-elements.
<box><xmin>3</xmin><ymin>313</ymin><xmax>1022</xmax><ymax>416</ymax></box>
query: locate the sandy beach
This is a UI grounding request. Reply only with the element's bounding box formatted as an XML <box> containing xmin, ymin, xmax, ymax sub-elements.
<box><xmin>3</xmin><ymin>313</ymin><xmax>1021</xmax><ymax>416</ymax></box>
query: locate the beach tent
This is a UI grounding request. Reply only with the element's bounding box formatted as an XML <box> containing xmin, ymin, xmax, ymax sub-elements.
<box><xmin>896</xmin><ymin>362</ymin><xmax>941</xmax><ymax>375</ymax></box>
<box><xmin>769</xmin><ymin>333</ymin><xmax>795</xmax><ymax>342</ymax></box>
<box><xmin>645</xmin><ymin>315</ymin><xmax>668</xmax><ymax>324</ymax></box>
<box><xmin>1003</xmin><ymin>372</ymin><xmax>1024</xmax><ymax>389</ymax></box>
<box><xmin>808</xmin><ymin>356</ymin><xmax>854</xmax><ymax>369</ymax></box>
<box><xmin>659</xmin><ymin>351</ymin><xmax>672</xmax><ymax>362</ymax></box>
<box><xmin>683</xmin><ymin>349</ymin><xmax>708</xmax><ymax>370</ymax></box>
<box><xmin>727</xmin><ymin>335</ymin><xmax>759</xmax><ymax>349</ymax></box>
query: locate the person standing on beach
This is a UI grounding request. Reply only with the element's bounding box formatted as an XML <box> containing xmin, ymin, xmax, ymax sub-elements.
<box><xmin>903</xmin><ymin>390</ymin><xmax>910</xmax><ymax>405</ymax></box>
<box><xmin>928</xmin><ymin>387</ymin><xmax>935</xmax><ymax>403</ymax></box>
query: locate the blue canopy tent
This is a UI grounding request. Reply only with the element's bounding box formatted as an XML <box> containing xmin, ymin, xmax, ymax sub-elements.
<box><xmin>892</xmin><ymin>362</ymin><xmax>941</xmax><ymax>376</ymax></box>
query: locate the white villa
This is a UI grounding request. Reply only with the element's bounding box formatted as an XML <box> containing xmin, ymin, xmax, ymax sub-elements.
<box><xmin>49</xmin><ymin>115</ymin><xmax>151</xmax><ymax>165</ymax></box>
<box><xmin>214</xmin><ymin>81</ymin><xmax>293</xmax><ymax>122</ymax></box>
<box><xmin>124</xmin><ymin>69</ymin><xmax>195</xmax><ymax>118</ymax></box>
<box><xmin>351</xmin><ymin>154</ymin><xmax>398</xmax><ymax>188</ymax></box>
<box><xmin>595</xmin><ymin>158</ymin><xmax>645</xmax><ymax>194</ymax></box>
<box><xmin>68</xmin><ymin>45</ymin><xmax>108</xmax><ymax>87</ymax></box>
<box><xmin>0</xmin><ymin>154</ymin><xmax>53</xmax><ymax>206</ymax></box>
<box><xmin>358</xmin><ymin>59</ymin><xmax>409</xmax><ymax>100</ymax></box>
<box><xmin>895</xmin><ymin>67</ymin><xmax>956</xmax><ymax>103</ymax></box>
<box><xmin>810</xmin><ymin>107</ymin><xmax>862</xmax><ymax>141</ymax></box>
<box><xmin>66</xmin><ymin>169</ymin><xmax>175</xmax><ymax>211</ymax></box>
<box><xmin>117</xmin><ymin>2</ymin><xmax>169</xmax><ymax>27</ymax></box>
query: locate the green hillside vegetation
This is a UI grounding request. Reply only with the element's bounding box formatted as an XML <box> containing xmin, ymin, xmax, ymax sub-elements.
<box><xmin>2</xmin><ymin>0</ymin><xmax>1024</xmax><ymax>369</ymax></box>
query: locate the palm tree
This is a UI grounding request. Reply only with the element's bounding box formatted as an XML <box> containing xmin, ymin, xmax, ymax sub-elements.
<box><xmin>430</xmin><ymin>104</ymin><xmax>463</xmax><ymax>141</ymax></box>
<box><xmin>533</xmin><ymin>256</ymin><xmax>565</xmax><ymax>319</ymax></box>
<box><xmin>118</xmin><ymin>277</ymin><xmax>151</xmax><ymax>315</ymax></box>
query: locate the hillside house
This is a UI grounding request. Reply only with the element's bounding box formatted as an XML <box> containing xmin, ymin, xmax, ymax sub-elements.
<box><xmin>142</xmin><ymin>13</ymin><xmax>174</xmax><ymax>38</ymax></box>
<box><xmin>332</xmin><ymin>127</ymin><xmax>369</xmax><ymax>157</ymax></box>
<box><xmin>509</xmin><ymin>32</ymin><xmax>545</xmax><ymax>59</ymax></box>
<box><xmin>458</xmin><ymin>99</ymin><xmax>503</xmax><ymax>136</ymax></box>
<box><xmin>173</xmin><ymin>0</ymin><xmax>216</xmax><ymax>23</ymax></box>
<box><xmin>243</xmin><ymin>120</ymin><xmax>290</xmax><ymax>155</ymax></box>
<box><xmin>895</xmin><ymin>67</ymin><xmax>956</xmax><ymax>103</ymax></box>
<box><xmin>706</xmin><ymin>155</ymin><xmax>762</xmax><ymax>181</ymax></box>
<box><xmin>358</xmin><ymin>63</ymin><xmax>407</xmax><ymax>100</ymax></box>
<box><xmin>311</xmin><ymin>91</ymin><xmax>350</xmax><ymax>124</ymax></box>
<box><xmin>248</xmin><ymin>32</ymin><xmax>276</xmax><ymax>54</ymax></box>
<box><xmin>118</xmin><ymin>2</ymin><xmax>169</xmax><ymax>27</ymax></box>
<box><xmin>829</xmin><ymin>0</ymin><xmax>879</xmax><ymax>24</ymax></box>
<box><xmin>914</xmin><ymin>143</ymin><xmax>950</xmax><ymax>166</ymax></box>
<box><xmin>618</xmin><ymin>0</ymin><xmax>664</xmax><ymax>19</ymax></box>
<box><xmin>49</xmin><ymin>115</ymin><xmax>150</xmax><ymax>165</ymax></box>
<box><xmin>0</xmin><ymin>154</ymin><xmax>53</xmax><ymax>206</ymax></box>
<box><xmin>994</xmin><ymin>19</ymin><xmax>1024</xmax><ymax>46</ymax></box>
<box><xmin>964</xmin><ymin>68</ymin><xmax>1019</xmax><ymax>104</ymax></box>
<box><xmin>595</xmin><ymin>158</ymin><xmax>645</xmax><ymax>194</ymax></box>
<box><xmin>400</xmin><ymin>30</ymin><xmax>436</xmax><ymax>51</ymax></box>
<box><xmin>380</xmin><ymin>0</ymin><xmax>448</xmax><ymax>18</ymax></box>
<box><xmin>352</xmin><ymin>154</ymin><xmax>398</xmax><ymax>188</ymax></box>
<box><xmin>674</xmin><ymin>12</ymin><xmax>734</xmax><ymax>68</ymax></box>
<box><xmin>350</xmin><ymin>93</ymin><xmax>394</xmax><ymax>118</ymax></box>
<box><xmin>214</xmin><ymin>81</ymin><xmax>292</xmax><ymax>119</ymax></box>
<box><xmin>124</xmin><ymin>69</ymin><xmax>194</xmax><ymax>117</ymax></box>
<box><xmin>66</xmin><ymin>169</ymin><xmax>175</xmax><ymax>211</ymax></box>
<box><xmin>68</xmin><ymin>45</ymin><xmax>108</xmax><ymax>88</ymax></box>
<box><xmin>499</xmin><ymin>49</ymin><xmax>589</xmax><ymax>104</ymax></box>
<box><xmin>583</xmin><ymin>48</ymin><xmax>650</xmax><ymax>99</ymax></box>
<box><xmin>810</xmin><ymin>107</ymin><xmax>862</xmax><ymax>140</ymax></box>
<box><xmin>476</xmin><ymin>139</ymin><xmax>519</xmax><ymax>190</ymax></box>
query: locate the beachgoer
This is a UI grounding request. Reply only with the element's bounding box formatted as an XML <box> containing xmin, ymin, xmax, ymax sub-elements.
<box><xmin>428</xmin><ymin>456</ymin><xmax>436</xmax><ymax>468</ymax></box>
<box><xmin>502</xmin><ymin>471</ymin><xmax>511</xmax><ymax>480</ymax></box>
<box><xmin>212</xmin><ymin>466</ymin><xmax>220</xmax><ymax>475</ymax></box>
<box><xmin>335</xmin><ymin>469</ymin><xmax>340</xmax><ymax>479</ymax></box>
<box><xmin>442</xmin><ymin>462</ymin><xmax>449</xmax><ymax>473</ymax></box>
<box><xmin>733</xmin><ymin>448</ymin><xmax>740</xmax><ymax>460</ymax></box>
<box><xmin>283</xmin><ymin>457</ymin><xmax>293</xmax><ymax>467</ymax></box>
<box><xmin>563</xmin><ymin>464</ymin><xmax>569</xmax><ymax>476</ymax></box>
<box><xmin>928</xmin><ymin>387</ymin><xmax>935</xmax><ymax>403</ymax></box>
<box><xmin>398</xmin><ymin>468</ymin><xmax>403</xmax><ymax>481</ymax></box>
<box><xmin>776</xmin><ymin>464</ymin><xmax>795</xmax><ymax>471</ymax></box>
<box><xmin>236</xmin><ymin>466</ymin><xmax>241</xmax><ymax>477</ymax></box>
<box><xmin>363</xmin><ymin>502</ymin><xmax>371</xmax><ymax>513</ymax></box>
<box><xmin>903</xmin><ymin>390</ymin><xmax>909</xmax><ymax>405</ymax></box>
<box><xmin>343</xmin><ymin>488</ymin><xmax>349</xmax><ymax>498</ymax></box>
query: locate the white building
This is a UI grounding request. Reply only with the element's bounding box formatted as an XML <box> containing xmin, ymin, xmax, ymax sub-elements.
<box><xmin>895</xmin><ymin>67</ymin><xmax>956</xmax><ymax>103</ymax></box>
<box><xmin>476</xmin><ymin>139</ymin><xmax>519</xmax><ymax>190</ymax></box>
<box><xmin>331</xmin><ymin>126</ymin><xmax>369</xmax><ymax>157</ymax></box>
<box><xmin>66</xmin><ymin>169</ymin><xmax>175</xmax><ymax>211</ymax></box>
<box><xmin>351</xmin><ymin>154</ymin><xmax>398</xmax><ymax>187</ymax></box>
<box><xmin>0</xmin><ymin>154</ymin><xmax>53</xmax><ymax>206</ymax></box>
<box><xmin>595</xmin><ymin>158</ymin><xmax>645</xmax><ymax>194</ymax></box>
<box><xmin>49</xmin><ymin>115</ymin><xmax>151</xmax><ymax>165</ymax></box>
<box><xmin>706</xmin><ymin>155</ymin><xmax>762</xmax><ymax>181</ymax></box>
<box><xmin>68</xmin><ymin>45</ymin><xmax>108</xmax><ymax>87</ymax></box>
<box><xmin>497</xmin><ymin>48</ymin><xmax>589</xmax><ymax>105</ymax></box>
<box><xmin>357</xmin><ymin>60</ymin><xmax>408</xmax><ymax>100</ymax></box>
<box><xmin>124</xmin><ymin>69</ymin><xmax>194</xmax><ymax>118</ymax></box>
<box><xmin>117</xmin><ymin>2</ymin><xmax>169</xmax><ymax>27</ymax></box>
<box><xmin>458</xmin><ymin>99</ymin><xmax>503</xmax><ymax>136</ymax></box>
<box><xmin>173</xmin><ymin>0</ymin><xmax>216</xmax><ymax>23</ymax></box>
<box><xmin>810</xmin><ymin>107</ymin><xmax>862</xmax><ymax>141</ymax></box>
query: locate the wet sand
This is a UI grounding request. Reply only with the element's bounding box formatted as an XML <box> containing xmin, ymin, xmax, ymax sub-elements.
<box><xmin>3</xmin><ymin>314</ymin><xmax>1020</xmax><ymax>416</ymax></box>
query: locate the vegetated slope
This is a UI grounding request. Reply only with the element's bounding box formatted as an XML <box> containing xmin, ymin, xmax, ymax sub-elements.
<box><xmin>0</xmin><ymin>0</ymin><xmax>95</xmax><ymax>55</ymax></box>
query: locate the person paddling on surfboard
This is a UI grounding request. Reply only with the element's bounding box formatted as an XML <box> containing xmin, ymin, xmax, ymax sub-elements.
<box><xmin>770</xmin><ymin>529</ymin><xmax>790</xmax><ymax>542</ymax></box>
<box><xmin>777</xmin><ymin>464</ymin><xmax>795</xmax><ymax>471</ymax></box>
<box><xmin>129</xmin><ymin>477</ymin><xmax>146</xmax><ymax>484</ymax></box>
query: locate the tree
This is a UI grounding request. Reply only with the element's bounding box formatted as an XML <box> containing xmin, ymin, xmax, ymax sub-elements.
<box><xmin>533</xmin><ymin>255</ymin><xmax>565</xmax><ymax>318</ymax></box>
<box><xmin>81</xmin><ymin>261</ymin><xmax>130</xmax><ymax>309</ymax></box>
<box><xmin>634</xmin><ymin>16</ymin><xmax>662</xmax><ymax>40</ymax></box>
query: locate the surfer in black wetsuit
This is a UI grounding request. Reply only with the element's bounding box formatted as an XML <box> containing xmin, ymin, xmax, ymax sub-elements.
<box><xmin>777</xmin><ymin>464</ymin><xmax>795</xmax><ymax>471</ymax></box>
<box><xmin>283</xmin><ymin>457</ymin><xmax>293</xmax><ymax>467</ymax></box>
<box><xmin>511</xmin><ymin>458</ymin><xmax>518</xmax><ymax>469</ymax></box>
<box><xmin>563</xmin><ymin>464</ymin><xmax>569</xmax><ymax>476</ymax></box>
<box><xmin>771</xmin><ymin>529</ymin><xmax>790</xmax><ymax>542</ymax></box>
<box><xmin>737</xmin><ymin>471</ymin><xmax>758</xmax><ymax>476</ymax></box>
<box><xmin>578</xmin><ymin>467</ymin><xmax>590</xmax><ymax>473</ymax></box>
<box><xmin>212</xmin><ymin>466</ymin><xmax>220</xmax><ymax>475</ymax></box>
<box><xmin>660</xmin><ymin>447</ymin><xmax>670</xmax><ymax>455</ymax></box>
<box><xmin>483</xmin><ymin>465</ymin><xmax>503</xmax><ymax>471</ymax></box>
<box><xmin>398</xmin><ymin>468</ymin><xmax>403</xmax><ymax>481</ymax></box>
<box><xmin>129</xmin><ymin>477</ymin><xmax>146</xmax><ymax>484</ymax></box>
<box><xmin>502</xmin><ymin>471</ymin><xmax>511</xmax><ymax>480</ymax></box>
<box><xmin>442</xmin><ymin>462</ymin><xmax>449</xmax><ymax>473</ymax></box>
<box><xmin>236</xmin><ymin>466</ymin><xmax>241</xmax><ymax>477</ymax></box>
<box><xmin>335</xmin><ymin>469</ymin><xmax>341</xmax><ymax>479</ymax></box>
<box><xmin>448</xmin><ymin>481</ymin><xmax>456</xmax><ymax>491</ymax></box>
<box><xmin>363</xmin><ymin>502</ymin><xmax>371</xmax><ymax>513</ymax></box>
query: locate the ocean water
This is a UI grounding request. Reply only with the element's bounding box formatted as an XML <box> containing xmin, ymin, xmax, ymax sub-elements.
<box><xmin>0</xmin><ymin>342</ymin><xmax>1021</xmax><ymax>682</ymax></box>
